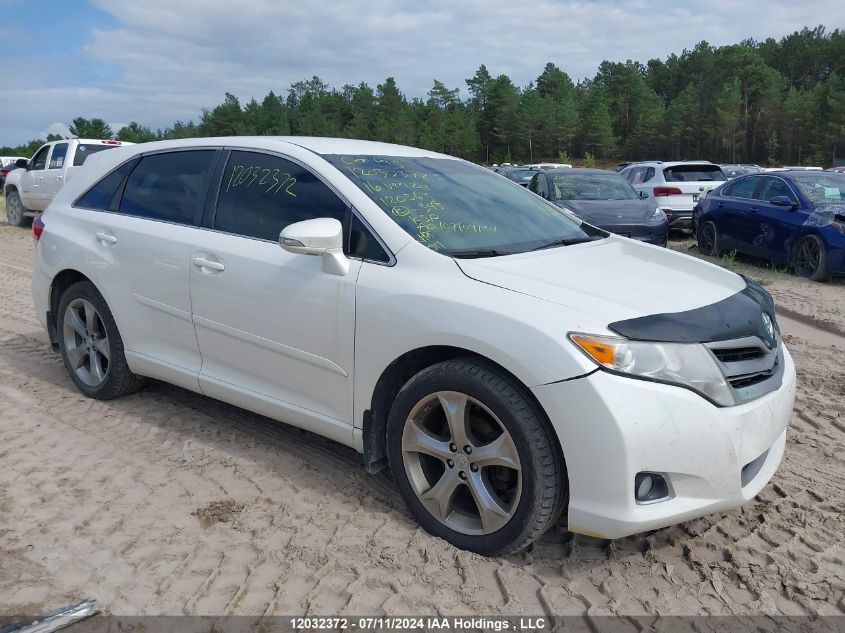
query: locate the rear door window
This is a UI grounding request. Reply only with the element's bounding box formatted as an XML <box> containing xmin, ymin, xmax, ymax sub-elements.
<box><xmin>213</xmin><ymin>151</ymin><xmax>347</xmax><ymax>241</ymax></box>
<box><xmin>725</xmin><ymin>175</ymin><xmax>763</xmax><ymax>199</ymax></box>
<box><xmin>49</xmin><ymin>143</ymin><xmax>69</xmax><ymax>169</ymax></box>
<box><xmin>119</xmin><ymin>150</ymin><xmax>216</xmax><ymax>225</ymax></box>
<box><xmin>663</xmin><ymin>165</ymin><xmax>726</xmax><ymax>182</ymax></box>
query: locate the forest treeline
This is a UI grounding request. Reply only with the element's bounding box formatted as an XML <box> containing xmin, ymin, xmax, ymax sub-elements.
<box><xmin>4</xmin><ymin>26</ymin><xmax>844</xmax><ymax>166</ymax></box>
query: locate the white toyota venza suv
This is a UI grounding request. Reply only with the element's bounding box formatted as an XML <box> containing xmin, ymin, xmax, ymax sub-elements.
<box><xmin>32</xmin><ymin>137</ymin><xmax>796</xmax><ymax>555</ymax></box>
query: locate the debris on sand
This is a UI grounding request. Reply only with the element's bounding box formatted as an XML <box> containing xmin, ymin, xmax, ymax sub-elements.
<box><xmin>192</xmin><ymin>499</ymin><xmax>244</xmax><ymax>526</ymax></box>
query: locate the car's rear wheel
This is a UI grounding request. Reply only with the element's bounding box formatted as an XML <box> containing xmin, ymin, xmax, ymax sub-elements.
<box><xmin>57</xmin><ymin>281</ymin><xmax>144</xmax><ymax>399</ymax></box>
<box><xmin>386</xmin><ymin>358</ymin><xmax>566</xmax><ymax>555</ymax></box>
<box><xmin>697</xmin><ymin>220</ymin><xmax>719</xmax><ymax>256</ymax></box>
<box><xmin>4</xmin><ymin>191</ymin><xmax>29</xmax><ymax>227</ymax></box>
<box><xmin>792</xmin><ymin>234</ymin><xmax>829</xmax><ymax>282</ymax></box>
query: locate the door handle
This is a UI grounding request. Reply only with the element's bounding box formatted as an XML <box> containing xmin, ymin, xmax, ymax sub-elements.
<box><xmin>95</xmin><ymin>231</ymin><xmax>118</xmax><ymax>245</ymax></box>
<box><xmin>56</xmin><ymin>175</ymin><xmax>63</xmax><ymax>181</ymax></box>
<box><xmin>193</xmin><ymin>257</ymin><xmax>225</xmax><ymax>272</ymax></box>
<box><xmin>717</xmin><ymin>202</ymin><xmax>725</xmax><ymax>208</ymax></box>
<box><xmin>749</xmin><ymin>206</ymin><xmax>759</xmax><ymax>213</ymax></box>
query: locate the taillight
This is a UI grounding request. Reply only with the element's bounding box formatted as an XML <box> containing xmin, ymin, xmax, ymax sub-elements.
<box><xmin>653</xmin><ymin>186</ymin><xmax>683</xmax><ymax>196</ymax></box>
<box><xmin>0</xmin><ymin>168</ymin><xmax>10</xmax><ymax>177</ymax></box>
<box><xmin>32</xmin><ymin>214</ymin><xmax>45</xmax><ymax>243</ymax></box>
<box><xmin>101</xmin><ymin>140</ymin><xmax>121</xmax><ymax>145</ymax></box>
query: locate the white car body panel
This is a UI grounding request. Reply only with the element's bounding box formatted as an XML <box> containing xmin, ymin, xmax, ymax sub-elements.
<box><xmin>33</xmin><ymin>137</ymin><xmax>796</xmax><ymax>540</ymax></box>
<box><xmin>189</xmin><ymin>229</ymin><xmax>361</xmax><ymax>425</ymax></box>
<box><xmin>456</xmin><ymin>236</ymin><xmax>745</xmax><ymax>324</ymax></box>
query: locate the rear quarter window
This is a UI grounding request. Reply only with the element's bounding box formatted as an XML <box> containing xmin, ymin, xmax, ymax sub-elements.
<box><xmin>74</xmin><ymin>159</ymin><xmax>137</xmax><ymax>210</ymax></box>
<box><xmin>73</xmin><ymin>144</ymin><xmax>121</xmax><ymax>167</ymax></box>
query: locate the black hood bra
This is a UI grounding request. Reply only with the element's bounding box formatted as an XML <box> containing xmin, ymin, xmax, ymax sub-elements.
<box><xmin>608</xmin><ymin>276</ymin><xmax>778</xmax><ymax>346</ymax></box>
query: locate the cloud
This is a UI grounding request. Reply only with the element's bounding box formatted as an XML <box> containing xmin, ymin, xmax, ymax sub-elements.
<box><xmin>1</xmin><ymin>0</ymin><xmax>843</xmax><ymax>146</ymax></box>
<box><xmin>42</xmin><ymin>122</ymin><xmax>72</xmax><ymax>138</ymax></box>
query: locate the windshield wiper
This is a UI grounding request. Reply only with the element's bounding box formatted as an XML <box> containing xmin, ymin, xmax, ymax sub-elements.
<box><xmin>530</xmin><ymin>236</ymin><xmax>602</xmax><ymax>252</ymax></box>
<box><xmin>441</xmin><ymin>248</ymin><xmax>512</xmax><ymax>259</ymax></box>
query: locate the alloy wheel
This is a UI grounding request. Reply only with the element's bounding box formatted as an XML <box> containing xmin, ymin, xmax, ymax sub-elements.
<box><xmin>699</xmin><ymin>222</ymin><xmax>716</xmax><ymax>255</ymax></box>
<box><xmin>5</xmin><ymin>195</ymin><xmax>22</xmax><ymax>225</ymax></box>
<box><xmin>401</xmin><ymin>391</ymin><xmax>522</xmax><ymax>535</ymax></box>
<box><xmin>62</xmin><ymin>298</ymin><xmax>110</xmax><ymax>387</ymax></box>
<box><xmin>795</xmin><ymin>239</ymin><xmax>820</xmax><ymax>277</ymax></box>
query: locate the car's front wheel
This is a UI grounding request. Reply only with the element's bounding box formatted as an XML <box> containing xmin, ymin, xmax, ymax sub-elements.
<box><xmin>793</xmin><ymin>234</ymin><xmax>830</xmax><ymax>282</ymax></box>
<box><xmin>697</xmin><ymin>220</ymin><xmax>720</xmax><ymax>257</ymax></box>
<box><xmin>4</xmin><ymin>190</ymin><xmax>29</xmax><ymax>227</ymax></box>
<box><xmin>386</xmin><ymin>358</ymin><xmax>566</xmax><ymax>555</ymax></box>
<box><xmin>57</xmin><ymin>281</ymin><xmax>145</xmax><ymax>399</ymax></box>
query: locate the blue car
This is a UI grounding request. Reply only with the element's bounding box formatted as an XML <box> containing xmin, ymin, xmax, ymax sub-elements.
<box><xmin>694</xmin><ymin>170</ymin><xmax>845</xmax><ymax>281</ymax></box>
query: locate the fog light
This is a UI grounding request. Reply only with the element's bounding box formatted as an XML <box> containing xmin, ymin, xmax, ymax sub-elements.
<box><xmin>635</xmin><ymin>472</ymin><xmax>671</xmax><ymax>504</ymax></box>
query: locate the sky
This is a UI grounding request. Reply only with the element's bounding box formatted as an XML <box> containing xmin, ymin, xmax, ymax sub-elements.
<box><xmin>2</xmin><ymin>0</ymin><xmax>844</xmax><ymax>146</ymax></box>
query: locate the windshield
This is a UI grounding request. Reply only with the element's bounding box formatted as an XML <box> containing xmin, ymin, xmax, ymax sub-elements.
<box><xmin>504</xmin><ymin>169</ymin><xmax>537</xmax><ymax>183</ymax></box>
<box><xmin>323</xmin><ymin>154</ymin><xmax>598</xmax><ymax>256</ymax></box>
<box><xmin>722</xmin><ymin>166</ymin><xmax>751</xmax><ymax>178</ymax></box>
<box><xmin>790</xmin><ymin>172</ymin><xmax>845</xmax><ymax>205</ymax></box>
<box><xmin>663</xmin><ymin>165</ymin><xmax>726</xmax><ymax>182</ymax></box>
<box><xmin>551</xmin><ymin>172</ymin><xmax>638</xmax><ymax>200</ymax></box>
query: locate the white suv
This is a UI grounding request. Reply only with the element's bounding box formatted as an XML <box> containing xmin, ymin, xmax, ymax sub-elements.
<box><xmin>620</xmin><ymin>161</ymin><xmax>726</xmax><ymax>229</ymax></box>
<box><xmin>32</xmin><ymin>137</ymin><xmax>795</xmax><ymax>555</ymax></box>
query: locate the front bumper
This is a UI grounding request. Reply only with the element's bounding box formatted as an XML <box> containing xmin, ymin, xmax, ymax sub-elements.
<box><xmin>532</xmin><ymin>345</ymin><xmax>796</xmax><ymax>539</ymax></box>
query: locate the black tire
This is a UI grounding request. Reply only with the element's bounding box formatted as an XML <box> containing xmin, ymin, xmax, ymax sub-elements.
<box><xmin>56</xmin><ymin>281</ymin><xmax>145</xmax><ymax>399</ymax></box>
<box><xmin>386</xmin><ymin>358</ymin><xmax>567</xmax><ymax>555</ymax></box>
<box><xmin>696</xmin><ymin>220</ymin><xmax>719</xmax><ymax>256</ymax></box>
<box><xmin>4</xmin><ymin>190</ymin><xmax>30</xmax><ymax>228</ymax></box>
<box><xmin>792</xmin><ymin>234</ymin><xmax>830</xmax><ymax>282</ymax></box>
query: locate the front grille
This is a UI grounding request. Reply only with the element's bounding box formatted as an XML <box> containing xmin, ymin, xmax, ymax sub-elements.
<box><xmin>729</xmin><ymin>369</ymin><xmax>774</xmax><ymax>389</ymax></box>
<box><xmin>705</xmin><ymin>335</ymin><xmax>782</xmax><ymax>404</ymax></box>
<box><xmin>713</xmin><ymin>346</ymin><xmax>765</xmax><ymax>363</ymax></box>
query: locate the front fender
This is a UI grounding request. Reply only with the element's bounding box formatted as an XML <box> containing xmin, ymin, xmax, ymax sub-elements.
<box><xmin>352</xmin><ymin>258</ymin><xmax>597</xmax><ymax>431</ymax></box>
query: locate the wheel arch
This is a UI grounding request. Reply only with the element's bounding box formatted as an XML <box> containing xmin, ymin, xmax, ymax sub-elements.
<box><xmin>361</xmin><ymin>345</ymin><xmax>559</xmax><ymax>475</ymax></box>
<box><xmin>47</xmin><ymin>269</ymin><xmax>101</xmax><ymax>349</ymax></box>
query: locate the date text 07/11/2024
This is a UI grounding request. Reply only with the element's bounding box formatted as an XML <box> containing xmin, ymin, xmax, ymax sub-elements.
<box><xmin>287</xmin><ymin>616</ymin><xmax>548</xmax><ymax>631</ymax></box>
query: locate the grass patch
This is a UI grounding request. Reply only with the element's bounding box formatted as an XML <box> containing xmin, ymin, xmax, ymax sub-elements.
<box><xmin>720</xmin><ymin>249</ymin><xmax>738</xmax><ymax>271</ymax></box>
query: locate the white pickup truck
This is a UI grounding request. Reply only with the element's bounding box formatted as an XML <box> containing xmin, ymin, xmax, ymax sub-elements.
<box><xmin>3</xmin><ymin>138</ymin><xmax>132</xmax><ymax>226</ymax></box>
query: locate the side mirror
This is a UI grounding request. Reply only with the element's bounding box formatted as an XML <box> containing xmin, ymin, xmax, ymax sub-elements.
<box><xmin>769</xmin><ymin>195</ymin><xmax>796</xmax><ymax>209</ymax></box>
<box><xmin>279</xmin><ymin>217</ymin><xmax>349</xmax><ymax>276</ymax></box>
<box><xmin>639</xmin><ymin>190</ymin><xmax>649</xmax><ymax>199</ymax></box>
<box><xmin>15</xmin><ymin>158</ymin><xmax>28</xmax><ymax>169</ymax></box>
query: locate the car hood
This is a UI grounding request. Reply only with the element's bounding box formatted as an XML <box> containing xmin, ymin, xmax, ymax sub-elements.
<box><xmin>553</xmin><ymin>199</ymin><xmax>654</xmax><ymax>224</ymax></box>
<box><xmin>456</xmin><ymin>236</ymin><xmax>746</xmax><ymax>327</ymax></box>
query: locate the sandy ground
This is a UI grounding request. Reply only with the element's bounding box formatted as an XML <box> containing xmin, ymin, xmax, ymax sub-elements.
<box><xmin>0</xmin><ymin>203</ymin><xmax>843</xmax><ymax>619</ymax></box>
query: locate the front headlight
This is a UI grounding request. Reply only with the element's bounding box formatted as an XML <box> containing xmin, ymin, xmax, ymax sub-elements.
<box><xmin>568</xmin><ymin>333</ymin><xmax>734</xmax><ymax>406</ymax></box>
<box><xmin>648</xmin><ymin>208</ymin><xmax>667</xmax><ymax>223</ymax></box>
